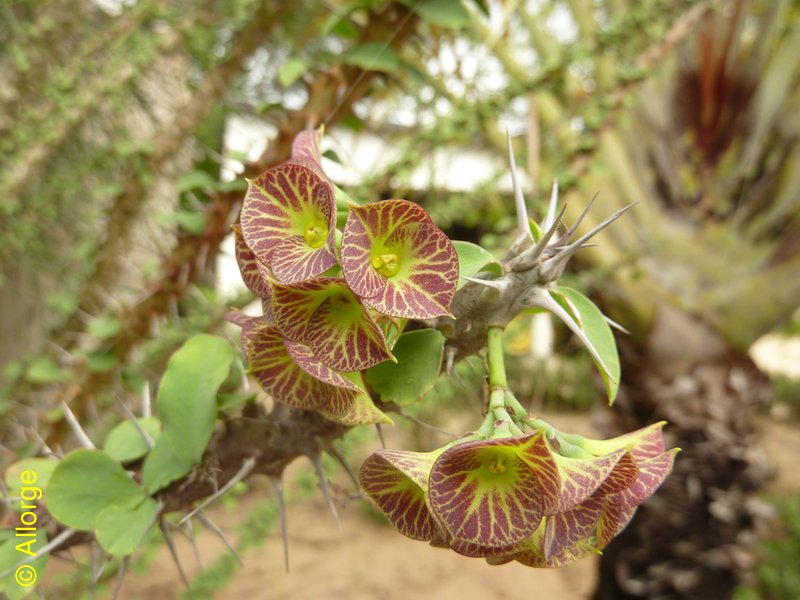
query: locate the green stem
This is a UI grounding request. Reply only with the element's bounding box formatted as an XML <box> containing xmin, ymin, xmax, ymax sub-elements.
<box><xmin>477</xmin><ymin>327</ymin><xmax>524</xmax><ymax>438</ymax></box>
<box><xmin>486</xmin><ymin>326</ymin><xmax>508</xmax><ymax>390</ymax></box>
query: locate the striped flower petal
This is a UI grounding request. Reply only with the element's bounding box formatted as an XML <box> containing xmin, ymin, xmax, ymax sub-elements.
<box><xmin>233</xmin><ymin>225</ymin><xmax>272</xmax><ymax>299</ymax></box>
<box><xmin>271</xmin><ymin>278</ymin><xmax>392</xmax><ymax>372</ymax></box>
<box><xmin>360</xmin><ymin>449</ymin><xmax>441</xmax><ymax>541</ymax></box>
<box><xmin>240</xmin><ymin>163</ymin><xmax>337</xmax><ymax>284</ymax></box>
<box><xmin>247</xmin><ymin>327</ymin><xmax>387</xmax><ymax>425</ymax></box>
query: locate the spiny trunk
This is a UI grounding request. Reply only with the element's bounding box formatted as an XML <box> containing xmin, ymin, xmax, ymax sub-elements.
<box><xmin>593</xmin><ymin>304</ymin><xmax>773</xmax><ymax>599</ymax></box>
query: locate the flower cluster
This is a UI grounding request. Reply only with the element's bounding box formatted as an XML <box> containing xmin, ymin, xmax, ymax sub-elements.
<box><xmin>227</xmin><ymin>129</ymin><xmax>459</xmax><ymax>425</ymax></box>
<box><xmin>360</xmin><ymin>422</ymin><xmax>678</xmax><ymax>567</ymax></box>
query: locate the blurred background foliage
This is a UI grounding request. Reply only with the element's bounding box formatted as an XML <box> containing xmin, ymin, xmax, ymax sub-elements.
<box><xmin>2</xmin><ymin>0</ymin><xmax>800</xmax><ymax>598</ymax></box>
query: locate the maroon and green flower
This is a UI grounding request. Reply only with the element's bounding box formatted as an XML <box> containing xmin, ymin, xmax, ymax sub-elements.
<box><xmin>360</xmin><ymin>423</ymin><xmax>677</xmax><ymax>566</ymax></box>
<box><xmin>341</xmin><ymin>200</ymin><xmax>459</xmax><ymax>319</ymax></box>
<box><xmin>240</xmin><ymin>162</ymin><xmax>337</xmax><ymax>284</ymax></box>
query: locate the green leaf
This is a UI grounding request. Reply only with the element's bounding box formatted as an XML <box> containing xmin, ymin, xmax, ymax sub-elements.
<box><xmin>156</xmin><ymin>210</ymin><xmax>207</xmax><ymax>235</ymax></box>
<box><xmin>103</xmin><ymin>417</ymin><xmax>162</xmax><ymax>463</ymax></box>
<box><xmin>24</xmin><ymin>357</ymin><xmax>68</xmax><ymax>384</ymax></box>
<box><xmin>4</xmin><ymin>458</ymin><xmax>58</xmax><ymax>494</ymax></box>
<box><xmin>85</xmin><ymin>350</ymin><xmax>118</xmax><ymax>373</ymax></box>
<box><xmin>552</xmin><ymin>286</ymin><xmax>621</xmax><ymax>404</ymax></box>
<box><xmin>95</xmin><ymin>498</ymin><xmax>159</xmax><ymax>556</ymax></box>
<box><xmin>415</xmin><ymin>0</ymin><xmax>470</xmax><ymax>28</ymax></box>
<box><xmin>87</xmin><ymin>317</ymin><xmax>121</xmax><ymax>339</ymax></box>
<box><xmin>365</xmin><ymin>329</ymin><xmax>444</xmax><ymax>406</ymax></box>
<box><xmin>157</xmin><ymin>334</ymin><xmax>234</xmax><ymax>464</ymax></box>
<box><xmin>452</xmin><ymin>240</ymin><xmax>502</xmax><ymax>289</ymax></box>
<box><xmin>217</xmin><ymin>391</ymin><xmax>257</xmax><ymax>412</ymax></box>
<box><xmin>177</xmin><ymin>170</ymin><xmax>219</xmax><ymax>192</ymax></box>
<box><xmin>46</xmin><ymin>450</ymin><xmax>146</xmax><ymax>530</ymax></box>
<box><xmin>141</xmin><ymin>437</ymin><xmax>193</xmax><ymax>494</ymax></box>
<box><xmin>0</xmin><ymin>535</ymin><xmax>47</xmax><ymax>599</ymax></box>
<box><xmin>278</xmin><ymin>58</ymin><xmax>309</xmax><ymax>87</ymax></box>
<box><xmin>342</xmin><ymin>42</ymin><xmax>399</xmax><ymax>72</ymax></box>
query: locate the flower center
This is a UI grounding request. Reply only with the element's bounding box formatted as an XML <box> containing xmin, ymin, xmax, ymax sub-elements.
<box><xmin>371</xmin><ymin>252</ymin><xmax>400</xmax><ymax>277</ymax></box>
<box><xmin>304</xmin><ymin>220</ymin><xmax>328</xmax><ymax>248</ymax></box>
<box><xmin>485</xmin><ymin>455</ymin><xmax>507</xmax><ymax>474</ymax></box>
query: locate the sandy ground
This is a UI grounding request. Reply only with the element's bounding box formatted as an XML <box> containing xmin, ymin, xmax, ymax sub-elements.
<box><xmin>77</xmin><ymin>411</ymin><xmax>798</xmax><ymax>600</ymax></box>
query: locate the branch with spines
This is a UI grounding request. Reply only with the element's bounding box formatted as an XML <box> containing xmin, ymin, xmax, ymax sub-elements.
<box><xmin>430</xmin><ymin>139</ymin><xmax>633</xmax><ymax>370</ymax></box>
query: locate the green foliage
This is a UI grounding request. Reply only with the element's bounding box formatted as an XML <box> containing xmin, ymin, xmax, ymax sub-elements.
<box><xmin>102</xmin><ymin>416</ymin><xmax>161</xmax><ymax>463</ymax></box>
<box><xmin>0</xmin><ymin>533</ymin><xmax>48</xmax><ymax>600</ymax></box>
<box><xmin>95</xmin><ymin>497</ymin><xmax>159</xmax><ymax>557</ymax></box>
<box><xmin>452</xmin><ymin>240</ymin><xmax>502</xmax><ymax>289</ymax></box>
<box><xmin>278</xmin><ymin>57</ymin><xmax>309</xmax><ymax>87</ymax></box>
<box><xmin>365</xmin><ymin>329</ymin><xmax>445</xmax><ymax>406</ymax></box>
<box><xmin>46</xmin><ymin>449</ymin><xmax>147</xmax><ymax>530</ymax></box>
<box><xmin>736</xmin><ymin>494</ymin><xmax>800</xmax><ymax>600</ymax></box>
<box><xmin>413</xmin><ymin>0</ymin><xmax>470</xmax><ymax>28</ymax></box>
<box><xmin>342</xmin><ymin>42</ymin><xmax>399</xmax><ymax>72</ymax></box>
<box><xmin>155</xmin><ymin>334</ymin><xmax>234</xmax><ymax>465</ymax></box>
<box><xmin>141</xmin><ymin>431</ymin><xmax>194</xmax><ymax>494</ymax></box>
<box><xmin>551</xmin><ymin>286</ymin><xmax>621</xmax><ymax>404</ymax></box>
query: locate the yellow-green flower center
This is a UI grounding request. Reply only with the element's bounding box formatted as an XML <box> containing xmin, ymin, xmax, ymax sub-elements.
<box><xmin>371</xmin><ymin>251</ymin><xmax>400</xmax><ymax>277</ymax></box>
<box><xmin>485</xmin><ymin>455</ymin><xmax>508</xmax><ymax>474</ymax></box>
<box><xmin>304</xmin><ymin>219</ymin><xmax>328</xmax><ymax>248</ymax></box>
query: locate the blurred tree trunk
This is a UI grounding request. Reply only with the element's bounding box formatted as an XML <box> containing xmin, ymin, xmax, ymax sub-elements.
<box><xmin>570</xmin><ymin>2</ymin><xmax>800</xmax><ymax>596</ymax></box>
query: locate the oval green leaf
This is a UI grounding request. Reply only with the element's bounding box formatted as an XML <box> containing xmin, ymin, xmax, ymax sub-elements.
<box><xmin>452</xmin><ymin>240</ymin><xmax>502</xmax><ymax>289</ymax></box>
<box><xmin>342</xmin><ymin>42</ymin><xmax>399</xmax><ymax>72</ymax></box>
<box><xmin>414</xmin><ymin>0</ymin><xmax>470</xmax><ymax>28</ymax></box>
<box><xmin>95</xmin><ymin>497</ymin><xmax>159</xmax><ymax>557</ymax></box>
<box><xmin>46</xmin><ymin>449</ymin><xmax>145</xmax><ymax>531</ymax></box>
<box><xmin>157</xmin><ymin>334</ymin><xmax>234</xmax><ymax>464</ymax></box>
<box><xmin>365</xmin><ymin>329</ymin><xmax>444</xmax><ymax>406</ymax></box>
<box><xmin>141</xmin><ymin>437</ymin><xmax>194</xmax><ymax>494</ymax></box>
<box><xmin>103</xmin><ymin>416</ymin><xmax>162</xmax><ymax>463</ymax></box>
<box><xmin>551</xmin><ymin>286</ymin><xmax>621</xmax><ymax>404</ymax></box>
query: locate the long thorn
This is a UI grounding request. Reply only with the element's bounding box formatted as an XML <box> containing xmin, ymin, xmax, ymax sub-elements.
<box><xmin>195</xmin><ymin>511</ymin><xmax>243</xmax><ymax>567</ymax></box>
<box><xmin>325</xmin><ymin>446</ymin><xmax>360</xmax><ymax>491</ymax></box>
<box><xmin>396</xmin><ymin>409</ymin><xmax>456</xmax><ymax>436</ymax></box>
<box><xmin>160</xmin><ymin>519</ymin><xmax>190</xmax><ymax>588</ymax></box>
<box><xmin>509</xmin><ymin>203</ymin><xmax>567</xmax><ymax>271</ymax></box>
<box><xmin>542</xmin><ymin>179</ymin><xmax>559</xmax><ymax>232</ymax></box>
<box><xmin>270</xmin><ymin>478</ymin><xmax>290</xmax><ymax>572</ymax></box>
<box><xmin>142</xmin><ymin>381</ymin><xmax>151</xmax><ymax>418</ymax></box>
<box><xmin>109</xmin><ymin>555</ymin><xmax>129</xmax><ymax>600</ymax></box>
<box><xmin>114</xmin><ymin>394</ymin><xmax>154</xmax><ymax>449</ymax></box>
<box><xmin>445</xmin><ymin>346</ymin><xmax>456</xmax><ymax>376</ymax></box>
<box><xmin>178</xmin><ymin>457</ymin><xmax>256</xmax><ymax>525</ymax></box>
<box><xmin>462</xmin><ymin>276</ymin><xmax>506</xmax><ymax>291</ymax></box>
<box><xmin>562</xmin><ymin>192</ymin><xmax>598</xmax><ymax>243</ymax></box>
<box><xmin>507</xmin><ymin>132</ymin><xmax>532</xmax><ymax>246</ymax></box>
<box><xmin>182</xmin><ymin>517</ymin><xmax>202</xmax><ymax>569</ymax></box>
<box><xmin>311</xmin><ymin>454</ymin><xmax>340</xmax><ymax>531</ymax></box>
<box><xmin>375</xmin><ymin>423</ymin><xmax>386</xmax><ymax>449</ymax></box>
<box><xmin>61</xmin><ymin>401</ymin><xmax>95</xmax><ymax>449</ymax></box>
<box><xmin>604</xmin><ymin>315</ymin><xmax>631</xmax><ymax>335</ymax></box>
<box><xmin>541</xmin><ymin>203</ymin><xmax>637</xmax><ymax>281</ymax></box>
